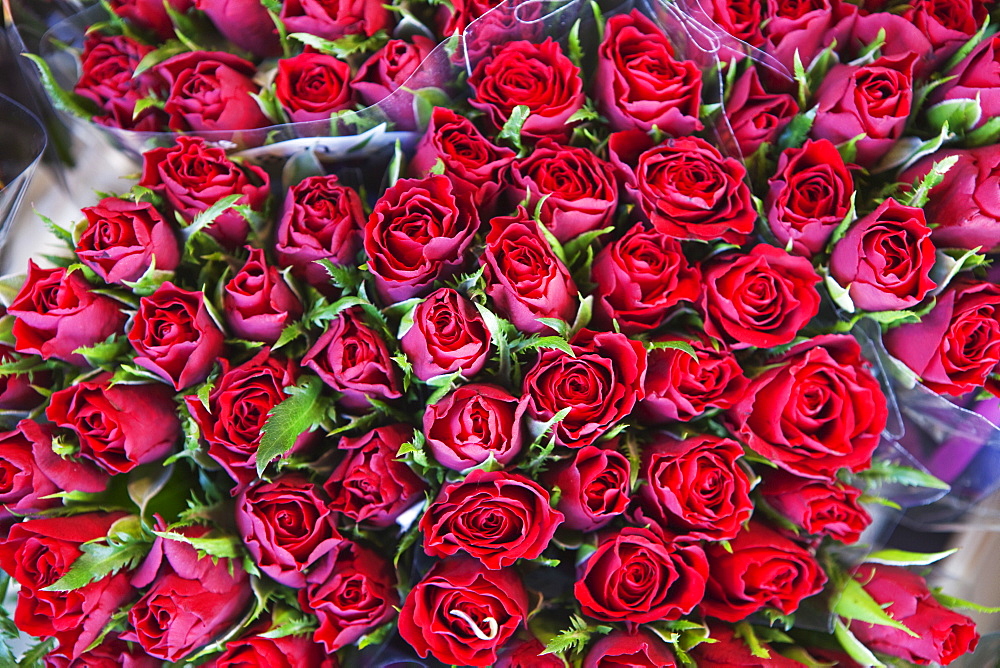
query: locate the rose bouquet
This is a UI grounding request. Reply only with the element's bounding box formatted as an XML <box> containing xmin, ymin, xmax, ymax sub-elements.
<box><xmin>1</xmin><ymin>0</ymin><xmax>998</xmax><ymax>665</ymax></box>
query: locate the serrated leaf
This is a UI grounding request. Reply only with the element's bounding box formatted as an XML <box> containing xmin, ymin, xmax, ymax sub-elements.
<box><xmin>834</xmin><ymin>577</ymin><xmax>918</xmax><ymax>636</ymax></box>
<box><xmin>289</xmin><ymin>30</ymin><xmax>389</xmax><ymax>58</ymax></box>
<box><xmin>74</xmin><ymin>335</ymin><xmax>131</xmax><ymax>366</ymax></box>
<box><xmin>22</xmin><ymin>54</ymin><xmax>99</xmax><ymax>119</ymax></box>
<box><xmin>875</xmin><ymin>121</ymin><xmax>953</xmax><ymax>174</ymax></box>
<box><xmin>525</xmin><ymin>335</ymin><xmax>575</xmax><ymax>357</ymax></box>
<box><xmin>646</xmin><ymin>339</ymin><xmax>699</xmax><ymax>361</ymax></box>
<box><xmin>44</xmin><ymin>540</ymin><xmax>150</xmax><ymax>591</ymax></box>
<box><xmin>152</xmin><ymin>529</ymin><xmax>240</xmax><ymax>560</ymax></box>
<box><xmin>861</xmin><ymin>460</ymin><xmax>951</xmax><ymax>490</ymax></box>
<box><xmin>35</xmin><ymin>211</ymin><xmax>75</xmax><ymax>249</ymax></box>
<box><xmin>864</xmin><ymin>548</ymin><xmax>958</xmax><ymax>567</ymax></box>
<box><xmin>184</xmin><ymin>194</ymin><xmax>243</xmax><ymax>240</ymax></box>
<box><xmin>778</xmin><ymin>107</ymin><xmax>816</xmax><ymax>151</ymax></box>
<box><xmin>905</xmin><ymin>154</ymin><xmax>960</xmax><ymax>208</ymax></box>
<box><xmin>257</xmin><ymin>376</ymin><xmax>325</xmax><ymax>476</ymax></box>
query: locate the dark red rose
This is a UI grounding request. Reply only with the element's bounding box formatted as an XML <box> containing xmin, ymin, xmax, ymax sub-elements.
<box><xmin>724</xmin><ymin>66</ymin><xmax>799</xmax><ymax>157</ymax></box>
<box><xmin>73</xmin><ymin>34</ymin><xmax>167</xmax><ymax>131</ymax></box>
<box><xmin>884</xmin><ymin>278</ymin><xmax>1000</xmax><ymax>396</ymax></box>
<box><xmin>423</xmin><ymin>383</ymin><xmax>526</xmax><ymax>471</ymax></box>
<box><xmin>637</xmin><ymin>434</ymin><xmax>753</xmax><ymax>542</ymax></box>
<box><xmin>301</xmin><ymin>307</ymin><xmax>403</xmax><ymax>413</ymax></box>
<box><xmin>481</xmin><ymin>208</ymin><xmax>578</xmax><ymax>335</ymax></box>
<box><xmin>542</xmin><ymin>443</ymin><xmax>631</xmax><ymax>532</ymax></box>
<box><xmin>728</xmin><ymin>335</ymin><xmax>887</xmax><ymax>479</ymax></box>
<box><xmin>398</xmin><ymin>557</ymin><xmax>529</xmax><ymax>667</ymax></box>
<box><xmin>761</xmin><ymin>471</ymin><xmax>871</xmax><ymax>543</ymax></box>
<box><xmin>76</xmin><ymin>197</ymin><xmax>180</xmax><ymax>285</ymax></box>
<box><xmin>223</xmin><ymin>247</ymin><xmax>303</xmax><ymax>344</ymax></box>
<box><xmin>298</xmin><ymin>540</ymin><xmax>398</xmax><ymax>652</ymax></box>
<box><xmin>275</xmin><ymin>174</ymin><xmax>364</xmax><ymax>289</ymax></box>
<box><xmin>762</xmin><ymin>0</ymin><xmax>856</xmax><ymax>88</ymax></box>
<box><xmin>595</xmin><ymin>10</ymin><xmax>703</xmax><ymax>135</ymax></box>
<box><xmin>583</xmin><ymin>629</ymin><xmax>678</xmax><ymax>668</ymax></box>
<box><xmin>576</xmin><ymin>526</ymin><xmax>708</xmax><ymax>624</ymax></box>
<box><xmin>469</xmin><ymin>38</ymin><xmax>585</xmax><ymax>143</ymax></box>
<box><xmin>324</xmin><ymin>424</ymin><xmax>426</xmax><ymax>527</ymax></box>
<box><xmin>400</xmin><ymin>288</ymin><xmax>492</xmax><ymax>381</ymax></box>
<box><xmin>495</xmin><ymin>636</ymin><xmax>564</xmax><ymax>668</ymax></box>
<box><xmin>903</xmin><ymin>0</ymin><xmax>988</xmax><ymax>61</ymax></box>
<box><xmin>699</xmin><ymin>244</ymin><xmax>821</xmax><ymax>349</ymax></box>
<box><xmin>829</xmin><ymin>197</ymin><xmax>937</xmax><ymax>311</ymax></box>
<box><xmin>435</xmin><ymin>0</ymin><xmax>503</xmax><ymax>34</ymax></box>
<box><xmin>353</xmin><ymin>36</ymin><xmax>437</xmax><ymax>130</ymax></box>
<box><xmin>235</xmin><ymin>474</ymin><xmax>342</xmax><ymax>588</ymax></box>
<box><xmin>702</xmin><ymin>520</ymin><xmax>826</xmax><ymax>622</ymax></box>
<box><xmin>811</xmin><ymin>52</ymin><xmax>917</xmax><ymax>167</ymax></box>
<box><xmin>523</xmin><ymin>330</ymin><xmax>646</xmax><ymax>448</ymax></box>
<box><xmin>688</xmin><ymin>622</ymin><xmax>803</xmax><ymax>667</ymax></box>
<box><xmin>197</xmin><ymin>0</ymin><xmax>281</xmax><ymax>58</ymax></box>
<box><xmin>109</xmin><ymin>0</ymin><xmax>194</xmax><ymax>40</ymax></box>
<box><xmin>0</xmin><ymin>344</ymin><xmax>46</xmax><ymax>411</ymax></box>
<box><xmin>609</xmin><ymin>131</ymin><xmax>756</xmax><ymax>244</ymax></box>
<box><xmin>766</xmin><ymin>139</ymin><xmax>854</xmax><ymax>258</ymax></box>
<box><xmin>694</xmin><ymin>0</ymin><xmax>764</xmax><ymax>46</ymax></box>
<box><xmin>420</xmin><ymin>469</ymin><xmax>563</xmax><ymax>569</ymax></box>
<box><xmin>9</xmin><ymin>261</ymin><xmax>127</xmax><ymax>367</ymax></box>
<box><xmin>44</xmin><ymin>633</ymin><xmax>159</xmax><ymax>668</ymax></box>
<box><xmin>47</xmin><ymin>374</ymin><xmax>180</xmax><ymax>474</ymax></box>
<box><xmin>590</xmin><ymin>222</ymin><xmax>701</xmax><ymax>333</ymax></box>
<box><xmin>364</xmin><ymin>175</ymin><xmax>479</xmax><ymax>303</ymax></box>
<box><xmin>214</xmin><ymin>629</ymin><xmax>336</xmax><ymax>668</ymax></box>
<box><xmin>507</xmin><ymin>139</ymin><xmax>618</xmax><ymax>243</ymax></box>
<box><xmin>128</xmin><ymin>281</ymin><xmax>225</xmax><ymax>391</ymax></box>
<box><xmin>274</xmin><ymin>53</ymin><xmax>354</xmax><ymax>124</ymax></box>
<box><xmin>850</xmin><ymin>564</ymin><xmax>979</xmax><ymax>666</ymax></box>
<box><xmin>140</xmin><ymin>136</ymin><xmax>270</xmax><ymax>249</ymax></box>
<box><xmin>280</xmin><ymin>0</ymin><xmax>393</xmax><ymax>42</ymax></box>
<box><xmin>127</xmin><ymin>525</ymin><xmax>253</xmax><ymax>662</ymax></box>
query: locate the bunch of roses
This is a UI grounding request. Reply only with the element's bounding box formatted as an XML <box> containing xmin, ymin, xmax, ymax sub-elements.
<box><xmin>0</xmin><ymin>0</ymin><xmax>995</xmax><ymax>666</ymax></box>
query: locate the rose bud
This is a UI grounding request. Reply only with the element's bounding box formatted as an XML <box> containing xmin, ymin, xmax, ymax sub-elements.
<box><xmin>583</xmin><ymin>629</ymin><xmax>678</xmax><ymax>668</ymax></box>
<box><xmin>324</xmin><ymin>424</ymin><xmax>426</xmax><ymax>528</ymax></box>
<box><xmin>496</xmin><ymin>636</ymin><xmax>564</xmax><ymax>668</ymax></box>
<box><xmin>353</xmin><ymin>36</ymin><xmax>438</xmax><ymax>130</ymax></box>
<box><xmin>576</xmin><ymin>526</ymin><xmax>708</xmax><ymax>624</ymax></box>
<box><xmin>724</xmin><ymin>66</ymin><xmax>798</xmax><ymax>156</ymax></box>
<box><xmin>398</xmin><ymin>557</ymin><xmax>529</xmax><ymax>667</ymax></box>
<box><xmin>766</xmin><ymin>139</ymin><xmax>853</xmax><ymax>258</ymax></box>
<box><xmin>197</xmin><ymin>0</ymin><xmax>281</xmax><ymax>58</ymax></box>
<box><xmin>541</xmin><ymin>443</ymin><xmax>631</xmax><ymax>532</ymax></box>
<box><xmin>275</xmin><ymin>174</ymin><xmax>364</xmax><ymax>290</ymax></box>
<box><xmin>274</xmin><ymin>53</ymin><xmax>354</xmax><ymax>125</ymax></box>
<box><xmin>109</xmin><ymin>0</ymin><xmax>193</xmax><ymax>40</ymax></box>
<box><xmin>849</xmin><ymin>564</ymin><xmax>979</xmax><ymax>666</ymax></box>
<box><xmin>728</xmin><ymin>335</ymin><xmax>887</xmax><ymax>479</ymax></box>
<box><xmin>235</xmin><ymin>474</ymin><xmax>342</xmax><ymax>588</ymax></box>
<box><xmin>609</xmin><ymin>131</ymin><xmax>756</xmax><ymax>244</ymax></box>
<box><xmin>0</xmin><ymin>344</ymin><xmax>47</xmax><ymax>411</ymax></box>
<box><xmin>9</xmin><ymin>261</ymin><xmax>127</xmax><ymax>367</ymax></box>
<box><xmin>702</xmin><ymin>520</ymin><xmax>827</xmax><ymax>622</ymax></box>
<box><xmin>140</xmin><ymin>136</ymin><xmax>269</xmax><ymax>249</ymax></box>
<box><xmin>128</xmin><ymin>282</ymin><xmax>225</xmax><ymax>391</ymax></box>
<box><xmin>365</xmin><ymin>175</ymin><xmax>479</xmax><ymax>304</ymax></box>
<box><xmin>761</xmin><ymin>471</ymin><xmax>871</xmax><ymax>544</ymax></box>
<box><xmin>213</xmin><ymin>627</ymin><xmax>336</xmax><ymax>668</ymax></box>
<box><xmin>435</xmin><ymin>0</ymin><xmax>503</xmax><ymax>35</ymax></box>
<box><xmin>421</xmin><ymin>469</ymin><xmax>563</xmax><ymax>568</ymax></box>
<box><xmin>47</xmin><ymin>374</ymin><xmax>180</xmax><ymax>475</ymax></box>
<box><xmin>280</xmin><ymin>0</ymin><xmax>392</xmax><ymax>42</ymax></box>
<box><xmin>298</xmin><ymin>540</ymin><xmax>399</xmax><ymax>653</ymax></box>
<box><xmin>223</xmin><ymin>247</ymin><xmax>303</xmax><ymax>344</ymax></box>
<box><xmin>481</xmin><ymin>207</ymin><xmax>578</xmax><ymax>335</ymax></box>
<box><xmin>595</xmin><ymin>10</ymin><xmax>703</xmax><ymax>136</ymax></box>
<box><xmin>400</xmin><ymin>288</ymin><xmax>492</xmax><ymax>382</ymax></box>
<box><xmin>469</xmin><ymin>38</ymin><xmax>585</xmax><ymax>143</ymax></box>
<box><xmin>302</xmin><ymin>307</ymin><xmax>402</xmax><ymax>413</ymax></box>
<box><xmin>689</xmin><ymin>622</ymin><xmax>803</xmax><ymax>667</ymax></box>
<box><xmin>73</xmin><ymin>34</ymin><xmax>167</xmax><ymax>132</ymax></box>
<box><xmin>423</xmin><ymin>383</ymin><xmax>526</xmax><ymax>471</ymax></box>
<box><xmin>829</xmin><ymin>197</ymin><xmax>936</xmax><ymax>311</ymax></box>
<box><xmin>76</xmin><ymin>197</ymin><xmax>180</xmax><ymax>285</ymax></box>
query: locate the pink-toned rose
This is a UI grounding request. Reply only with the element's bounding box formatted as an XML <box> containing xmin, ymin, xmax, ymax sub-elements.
<box><xmin>76</xmin><ymin>197</ymin><xmax>180</xmax><ymax>285</ymax></box>
<box><xmin>423</xmin><ymin>383</ymin><xmax>526</xmax><ymax>471</ymax></box>
<box><xmin>223</xmin><ymin>247</ymin><xmax>303</xmax><ymax>344</ymax></box>
<box><xmin>400</xmin><ymin>288</ymin><xmax>492</xmax><ymax>381</ymax></box>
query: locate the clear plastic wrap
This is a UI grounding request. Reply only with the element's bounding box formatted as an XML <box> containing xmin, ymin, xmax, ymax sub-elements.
<box><xmin>0</xmin><ymin>93</ymin><xmax>45</xmax><ymax>249</ymax></box>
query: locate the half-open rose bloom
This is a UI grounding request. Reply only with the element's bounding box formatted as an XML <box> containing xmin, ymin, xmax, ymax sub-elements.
<box><xmin>353</xmin><ymin>36</ymin><xmax>437</xmax><ymax>130</ymax></box>
<box><xmin>223</xmin><ymin>247</ymin><xmax>303</xmax><ymax>344</ymax></box>
<box><xmin>73</xmin><ymin>34</ymin><xmax>167</xmax><ymax>131</ymax></box>
<box><xmin>110</xmin><ymin>0</ymin><xmax>193</xmax><ymax>40</ymax></box>
<box><xmin>761</xmin><ymin>472</ymin><xmax>871</xmax><ymax>543</ymax></box>
<box><xmin>724</xmin><ymin>67</ymin><xmax>798</xmax><ymax>156</ymax></box>
<box><xmin>76</xmin><ymin>197</ymin><xmax>180</xmax><ymax>285</ymax></box>
<box><xmin>274</xmin><ymin>53</ymin><xmax>354</xmax><ymax>124</ymax></box>
<box><xmin>197</xmin><ymin>0</ymin><xmax>280</xmax><ymax>58</ymax></box>
<box><xmin>423</xmin><ymin>383</ymin><xmax>526</xmax><ymax>471</ymax></box>
<box><xmin>903</xmin><ymin>0</ymin><xmax>987</xmax><ymax>63</ymax></box>
<box><xmin>280</xmin><ymin>0</ymin><xmax>393</xmax><ymax>42</ymax></box>
<box><xmin>689</xmin><ymin>623</ymin><xmax>803</xmax><ymax>667</ymax></box>
<box><xmin>400</xmin><ymin>288</ymin><xmax>492</xmax><ymax>381</ymax></box>
<box><xmin>583</xmin><ymin>629</ymin><xmax>677</xmax><ymax>668</ymax></box>
<box><xmin>542</xmin><ymin>442</ymin><xmax>631</xmax><ymax>532</ymax></box>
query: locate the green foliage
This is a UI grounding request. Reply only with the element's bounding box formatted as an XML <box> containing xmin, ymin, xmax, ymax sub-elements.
<box><xmin>498</xmin><ymin>105</ymin><xmax>531</xmax><ymax>154</ymax></box>
<box><xmin>257</xmin><ymin>375</ymin><xmax>327</xmax><ymax>476</ymax></box>
<box><xmin>22</xmin><ymin>54</ymin><xmax>99</xmax><ymax>119</ymax></box>
<box><xmin>542</xmin><ymin>615</ymin><xmax>612</xmax><ymax>657</ymax></box>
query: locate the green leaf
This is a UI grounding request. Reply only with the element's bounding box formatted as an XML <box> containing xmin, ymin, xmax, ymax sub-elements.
<box><xmin>523</xmin><ymin>335</ymin><xmax>575</xmax><ymax>357</ymax></box>
<box><xmin>535</xmin><ymin>318</ymin><xmax>571</xmax><ymax>339</ymax></box>
<box><xmin>73</xmin><ymin>335</ymin><xmax>130</xmax><ymax>367</ymax></box>
<box><xmin>256</xmin><ymin>376</ymin><xmax>325</xmax><ymax>476</ymax></box>
<box><xmin>317</xmin><ymin>259</ymin><xmax>362</xmax><ymax>292</ymax></box>
<box><xmin>930</xmin><ymin>246</ymin><xmax>986</xmax><ymax>295</ymax></box>
<box><xmin>21</xmin><ymin>54</ymin><xmax>100</xmax><ymax>119</ymax></box>
<box><xmin>778</xmin><ymin>107</ymin><xmax>816</xmax><ymax>151</ymax></box>
<box><xmin>289</xmin><ymin>30</ymin><xmax>389</xmax><ymax>59</ymax></box>
<box><xmin>792</xmin><ymin>50</ymin><xmax>810</xmax><ymax>109</ymax></box>
<box><xmin>0</xmin><ymin>355</ymin><xmax>46</xmax><ymax>377</ymax></box>
<box><xmin>387</xmin><ymin>139</ymin><xmax>404</xmax><ymax>188</ymax></box>
<box><xmin>152</xmin><ymin>529</ymin><xmax>240</xmax><ymax>560</ymax></box>
<box><xmin>834</xmin><ymin>619</ymin><xmax>885</xmax><ymax>667</ymax></box>
<box><xmin>926</xmin><ymin>96</ymin><xmax>982</xmax><ymax>134</ymax></box>
<box><xmin>833</xmin><ymin>577</ymin><xmax>918</xmax><ymax>636</ymax></box>
<box><xmin>860</xmin><ymin>459</ymin><xmax>951</xmax><ymax>490</ymax></box>
<box><xmin>133</xmin><ymin>41</ymin><xmax>186</xmax><ymax>78</ymax></box>
<box><xmin>44</xmin><ymin>538</ymin><xmax>150</xmax><ymax>591</ymax></box>
<box><xmin>904</xmin><ymin>154</ymin><xmax>960</xmax><ymax>208</ymax></box>
<box><xmin>933</xmin><ymin>591</ymin><xmax>1000</xmax><ymax>614</ymax></box>
<box><xmin>568</xmin><ymin>18</ymin><xmax>583</xmax><ymax>67</ymax></box>
<box><xmin>542</xmin><ymin>615</ymin><xmax>611</xmax><ymax>657</ymax></box>
<box><xmin>498</xmin><ymin>104</ymin><xmax>530</xmax><ymax>154</ymax></box>
<box><xmin>874</xmin><ymin>121</ymin><xmax>953</xmax><ymax>174</ymax></box>
<box><xmin>34</xmin><ymin>211</ymin><xmax>75</xmax><ymax>249</ymax></box>
<box><xmin>646</xmin><ymin>339</ymin><xmax>699</xmax><ymax>362</ymax></box>
<box><xmin>183</xmin><ymin>194</ymin><xmax>243</xmax><ymax>240</ymax></box>
<box><xmin>734</xmin><ymin>622</ymin><xmax>770</xmax><ymax>659</ymax></box>
<box><xmin>963</xmin><ymin>114</ymin><xmax>1000</xmax><ymax>147</ymax></box>
<box><xmin>864</xmin><ymin>548</ymin><xmax>958</xmax><ymax>567</ymax></box>
<box><xmin>837</xmin><ymin>133</ymin><xmax>866</xmax><ymax>164</ymax></box>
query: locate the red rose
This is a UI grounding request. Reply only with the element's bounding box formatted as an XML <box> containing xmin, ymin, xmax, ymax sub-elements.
<box><xmin>353</xmin><ymin>36</ymin><xmax>437</xmax><ymax>130</ymax></box>
<box><xmin>109</xmin><ymin>0</ymin><xmax>193</xmax><ymax>39</ymax></box>
<box><xmin>766</xmin><ymin>139</ymin><xmax>854</xmax><ymax>258</ymax></box>
<box><xmin>423</xmin><ymin>383</ymin><xmax>526</xmax><ymax>471</ymax></box>
<box><xmin>435</xmin><ymin>0</ymin><xmax>503</xmax><ymax>34</ymax></box>
<box><xmin>590</xmin><ymin>222</ymin><xmax>701</xmax><ymax>333</ymax></box>
<box><xmin>298</xmin><ymin>540</ymin><xmax>398</xmax><ymax>652</ymax></box>
<box><xmin>128</xmin><ymin>282</ymin><xmax>225</xmax><ymax>391</ymax></box>
<box><xmin>223</xmin><ymin>247</ymin><xmax>303</xmax><ymax>344</ymax></box>
<box><xmin>903</xmin><ymin>0</ymin><xmax>987</xmax><ymax>60</ymax></box>
<box><xmin>702</xmin><ymin>520</ymin><xmax>826</xmax><ymax>622</ymax></box>
<box><xmin>523</xmin><ymin>330</ymin><xmax>646</xmax><ymax>448</ymax></box>
<box><xmin>398</xmin><ymin>557</ymin><xmax>529</xmax><ymax>667</ymax></box>
<box><xmin>761</xmin><ymin>471</ymin><xmax>871</xmax><ymax>543</ymax></box>
<box><xmin>507</xmin><ymin>139</ymin><xmax>618</xmax><ymax>243</ymax></box>
<box><xmin>364</xmin><ymin>175</ymin><xmax>479</xmax><ymax>303</ymax></box>
<box><xmin>235</xmin><ymin>474</ymin><xmax>342</xmax><ymax>588</ymax></box>
<box><xmin>693</xmin><ymin>0</ymin><xmax>764</xmax><ymax>47</ymax></box>
<box><xmin>275</xmin><ymin>174</ymin><xmax>364</xmax><ymax>289</ymax></box>
<box><xmin>45</xmin><ymin>633</ymin><xmax>159</xmax><ymax>668</ymax></box>
<box><xmin>47</xmin><ymin>374</ymin><xmax>180</xmax><ymax>474</ymax></box>
<box><xmin>689</xmin><ymin>622</ymin><xmax>803</xmax><ymax>667</ymax></box>
<box><xmin>400</xmin><ymin>288</ymin><xmax>492</xmax><ymax>382</ymax></box>
<box><xmin>9</xmin><ymin>262</ymin><xmax>127</xmax><ymax>367</ymax></box>
<box><xmin>214</xmin><ymin>629</ymin><xmax>336</xmax><ymax>668</ymax></box>
<box><xmin>583</xmin><ymin>629</ymin><xmax>677</xmax><ymax>668</ymax></box>
<box><xmin>469</xmin><ymin>38</ymin><xmax>585</xmax><ymax>143</ymax></box>
<box><xmin>884</xmin><ymin>278</ymin><xmax>1000</xmax><ymax>396</ymax></box>
<box><xmin>481</xmin><ymin>208</ymin><xmax>578</xmax><ymax>335</ymax></box>
<box><xmin>197</xmin><ymin>0</ymin><xmax>281</xmax><ymax>58</ymax></box>
<box><xmin>76</xmin><ymin>197</ymin><xmax>180</xmax><ymax>285</ymax></box>
<box><xmin>324</xmin><ymin>424</ymin><xmax>426</xmax><ymax>527</ymax></box>
<box><xmin>140</xmin><ymin>136</ymin><xmax>270</xmax><ymax>249</ymax></box>
<box><xmin>595</xmin><ymin>10</ymin><xmax>703</xmax><ymax>135</ymax></box>
<box><xmin>73</xmin><ymin>34</ymin><xmax>167</xmax><ymax>131</ymax></box>
<box><xmin>849</xmin><ymin>564</ymin><xmax>979</xmax><ymax>666</ymax></box>
<box><xmin>762</xmin><ymin>0</ymin><xmax>856</xmax><ymax>89</ymax></box>
<box><xmin>636</xmin><ymin>434</ymin><xmax>753</xmax><ymax>542</ymax></box>
<box><xmin>829</xmin><ymin>197</ymin><xmax>937</xmax><ymax>311</ymax></box>
<box><xmin>280</xmin><ymin>0</ymin><xmax>393</xmax><ymax>42</ymax></box>
<box><xmin>724</xmin><ymin>66</ymin><xmax>799</xmax><ymax>157</ymax></box>
<box><xmin>301</xmin><ymin>307</ymin><xmax>403</xmax><ymax>413</ymax></box>
<box><xmin>699</xmin><ymin>244</ymin><xmax>821</xmax><ymax>349</ymax></box>
<box><xmin>728</xmin><ymin>335</ymin><xmax>887</xmax><ymax>479</ymax></box>
<box><xmin>0</xmin><ymin>344</ymin><xmax>46</xmax><ymax>411</ymax></box>
<box><xmin>541</xmin><ymin>443</ymin><xmax>631</xmax><ymax>532</ymax></box>
<box><xmin>609</xmin><ymin>131</ymin><xmax>756</xmax><ymax>244</ymax></box>
<box><xmin>930</xmin><ymin>36</ymin><xmax>1000</xmax><ymax>129</ymax></box>
<box><xmin>576</xmin><ymin>526</ymin><xmax>708</xmax><ymax>624</ymax></box>
<box><xmin>274</xmin><ymin>53</ymin><xmax>354</xmax><ymax>124</ymax></box>
<box><xmin>420</xmin><ymin>469</ymin><xmax>563</xmax><ymax>568</ymax></box>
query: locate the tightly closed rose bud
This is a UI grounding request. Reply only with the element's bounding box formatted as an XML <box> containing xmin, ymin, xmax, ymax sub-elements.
<box><xmin>223</xmin><ymin>248</ymin><xmax>303</xmax><ymax>344</ymax></box>
<box><xmin>353</xmin><ymin>36</ymin><xmax>437</xmax><ymax>130</ymax></box>
<box><xmin>274</xmin><ymin>53</ymin><xmax>354</xmax><ymax>124</ymax></box>
<box><xmin>724</xmin><ymin>66</ymin><xmax>798</xmax><ymax>156</ymax></box>
<box><xmin>583</xmin><ymin>629</ymin><xmax>678</xmax><ymax>668</ymax></box>
<box><xmin>74</xmin><ymin>34</ymin><xmax>167</xmax><ymax>131</ymax></box>
<box><xmin>76</xmin><ymin>197</ymin><xmax>180</xmax><ymax>285</ymax></box>
<box><xmin>280</xmin><ymin>0</ymin><xmax>392</xmax><ymax>42</ymax></box>
<box><xmin>400</xmin><ymin>288</ymin><xmax>492</xmax><ymax>381</ymax></box>
<box><xmin>761</xmin><ymin>471</ymin><xmax>871</xmax><ymax>543</ymax></box>
<box><xmin>542</xmin><ymin>443</ymin><xmax>631</xmax><ymax>532</ymax></box>
<box><xmin>197</xmin><ymin>0</ymin><xmax>280</xmax><ymax>58</ymax></box>
<box><xmin>423</xmin><ymin>383</ymin><xmax>526</xmax><ymax>471</ymax></box>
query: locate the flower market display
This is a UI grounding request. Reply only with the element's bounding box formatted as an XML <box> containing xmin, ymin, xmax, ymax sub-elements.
<box><xmin>2</xmin><ymin>0</ymin><xmax>1000</xmax><ymax>665</ymax></box>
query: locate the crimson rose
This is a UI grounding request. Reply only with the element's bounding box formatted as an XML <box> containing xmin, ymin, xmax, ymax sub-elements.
<box><xmin>110</xmin><ymin>0</ymin><xmax>193</xmax><ymax>40</ymax></box>
<box><xmin>0</xmin><ymin>344</ymin><xmax>46</xmax><ymax>411</ymax></box>
<box><xmin>400</xmin><ymin>288</ymin><xmax>492</xmax><ymax>381</ymax></box>
<box><xmin>279</xmin><ymin>0</ymin><xmax>392</xmax><ymax>42</ymax></box>
<box><xmin>223</xmin><ymin>247</ymin><xmax>303</xmax><ymax>344</ymax></box>
<box><xmin>724</xmin><ymin>67</ymin><xmax>798</xmax><ymax>157</ymax></box>
<box><xmin>761</xmin><ymin>472</ymin><xmax>871</xmax><ymax>544</ymax></box>
<box><xmin>583</xmin><ymin>629</ymin><xmax>678</xmax><ymax>668</ymax></box>
<box><xmin>76</xmin><ymin>197</ymin><xmax>180</xmax><ymax>285</ymax></box>
<box><xmin>541</xmin><ymin>443</ymin><xmax>631</xmax><ymax>532</ymax></box>
<box><xmin>353</xmin><ymin>36</ymin><xmax>437</xmax><ymax>130</ymax></box>
<box><xmin>423</xmin><ymin>383</ymin><xmax>526</xmax><ymax>471</ymax></box>
<box><xmin>73</xmin><ymin>34</ymin><xmax>166</xmax><ymax>131</ymax></box>
<box><xmin>197</xmin><ymin>0</ymin><xmax>280</xmax><ymax>58</ymax></box>
<box><xmin>930</xmin><ymin>34</ymin><xmax>1000</xmax><ymax>129</ymax></box>
<box><xmin>689</xmin><ymin>623</ymin><xmax>803</xmax><ymax>667</ymax></box>
<box><xmin>274</xmin><ymin>53</ymin><xmax>354</xmax><ymax>124</ymax></box>
<box><xmin>214</xmin><ymin>629</ymin><xmax>335</xmax><ymax>668</ymax></box>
